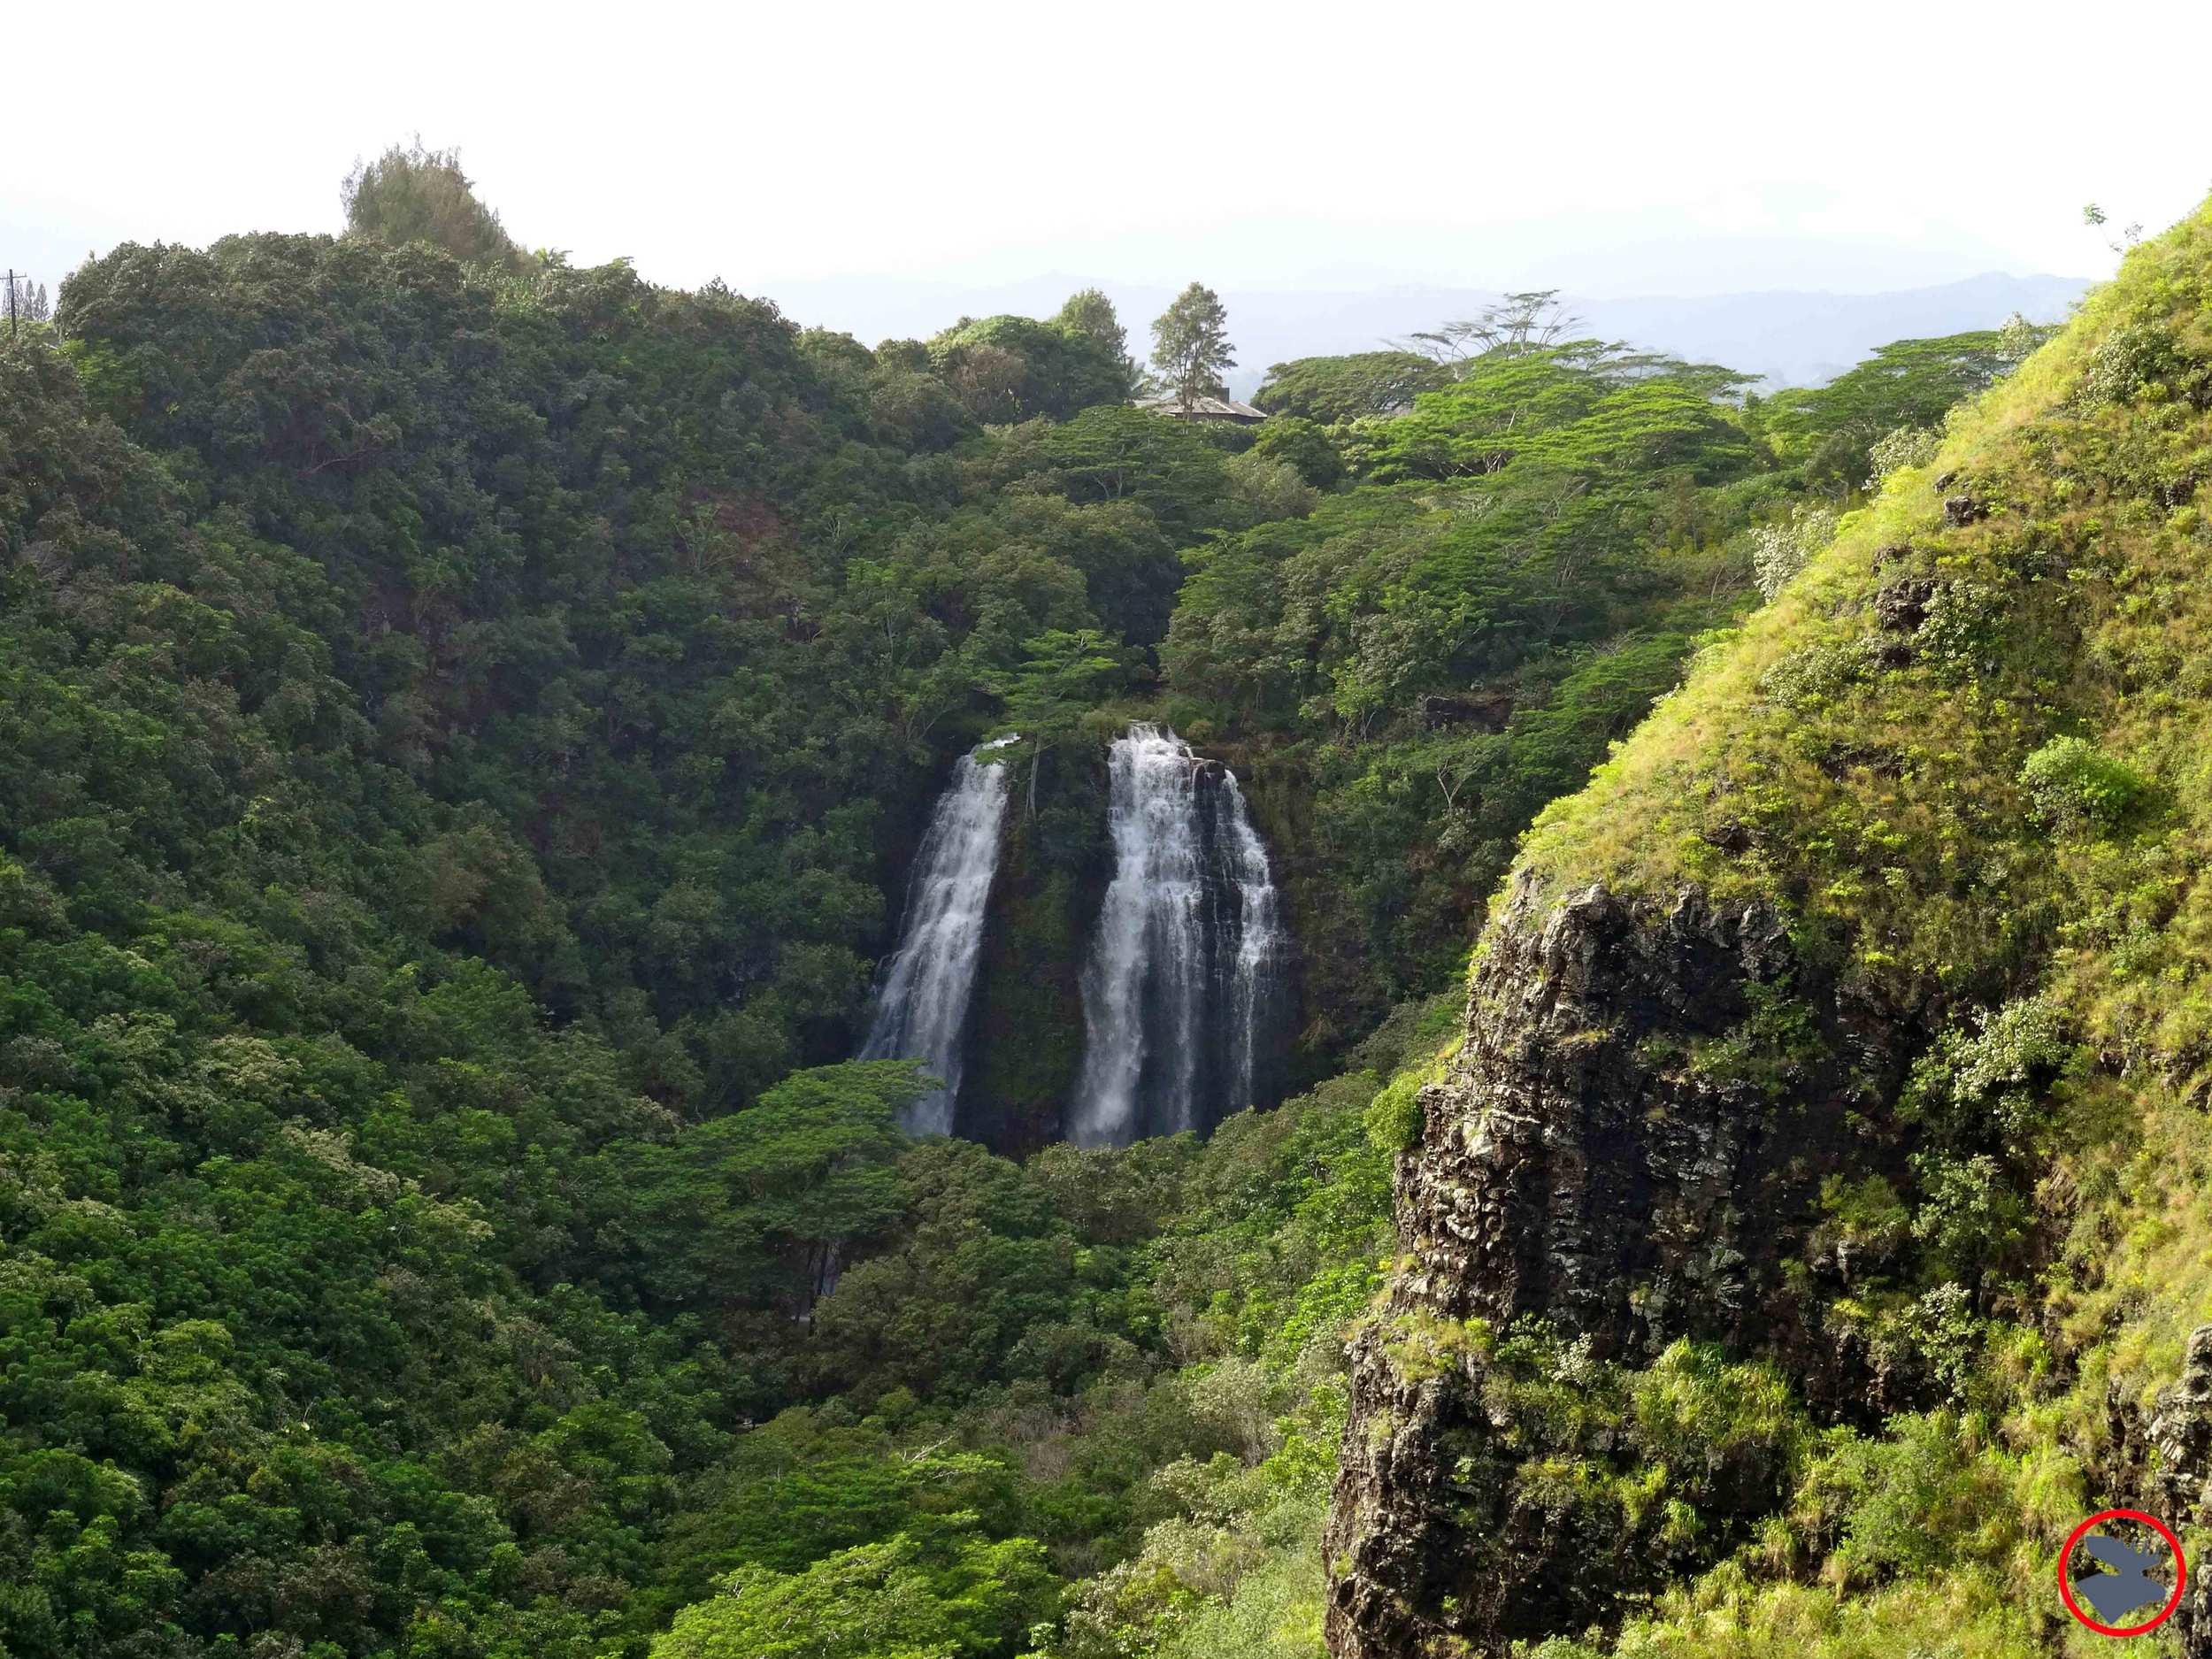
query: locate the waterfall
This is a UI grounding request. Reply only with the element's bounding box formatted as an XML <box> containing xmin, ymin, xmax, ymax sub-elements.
<box><xmin>1223</xmin><ymin>794</ymin><xmax>1283</xmax><ymax>1116</ymax></box>
<box><xmin>861</xmin><ymin>738</ymin><xmax>1018</xmax><ymax>1134</ymax></box>
<box><xmin>1070</xmin><ymin>724</ymin><xmax>1289</xmax><ymax>1147</ymax></box>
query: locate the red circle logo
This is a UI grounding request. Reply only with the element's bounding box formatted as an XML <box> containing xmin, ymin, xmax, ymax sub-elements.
<box><xmin>2058</xmin><ymin>1509</ymin><xmax>2186</xmax><ymax>1637</ymax></box>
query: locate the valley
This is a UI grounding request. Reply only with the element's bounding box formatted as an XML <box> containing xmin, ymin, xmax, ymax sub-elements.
<box><xmin>4</xmin><ymin>139</ymin><xmax>2204</xmax><ymax>1659</ymax></box>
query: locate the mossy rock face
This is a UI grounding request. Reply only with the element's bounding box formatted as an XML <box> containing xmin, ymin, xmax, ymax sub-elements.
<box><xmin>963</xmin><ymin>857</ymin><xmax>1091</xmax><ymax>1153</ymax></box>
<box><xmin>960</xmin><ymin>742</ymin><xmax>1110</xmax><ymax>1154</ymax></box>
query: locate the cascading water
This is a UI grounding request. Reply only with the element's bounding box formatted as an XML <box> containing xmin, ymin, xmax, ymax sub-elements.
<box><xmin>1070</xmin><ymin>724</ymin><xmax>1289</xmax><ymax>1147</ymax></box>
<box><xmin>861</xmin><ymin>737</ymin><xmax>1018</xmax><ymax>1134</ymax></box>
<box><xmin>1223</xmin><ymin>798</ymin><xmax>1284</xmax><ymax>1116</ymax></box>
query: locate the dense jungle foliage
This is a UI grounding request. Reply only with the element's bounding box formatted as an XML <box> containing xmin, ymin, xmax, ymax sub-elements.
<box><xmin>0</xmin><ymin>160</ymin><xmax>2055</xmax><ymax>1659</ymax></box>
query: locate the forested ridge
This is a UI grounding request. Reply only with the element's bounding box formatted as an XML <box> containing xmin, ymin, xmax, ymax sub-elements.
<box><xmin>0</xmin><ymin>150</ymin><xmax>2066</xmax><ymax>1658</ymax></box>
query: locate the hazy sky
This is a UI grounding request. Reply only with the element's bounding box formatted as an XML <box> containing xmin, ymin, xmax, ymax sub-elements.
<box><xmin>9</xmin><ymin>0</ymin><xmax>2208</xmax><ymax>311</ymax></box>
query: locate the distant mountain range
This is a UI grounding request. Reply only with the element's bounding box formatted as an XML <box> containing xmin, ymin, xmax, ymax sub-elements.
<box><xmin>762</xmin><ymin>271</ymin><xmax>2093</xmax><ymax>396</ymax></box>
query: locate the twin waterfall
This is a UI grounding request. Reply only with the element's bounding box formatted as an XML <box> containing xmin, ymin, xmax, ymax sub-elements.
<box><xmin>859</xmin><ymin>737</ymin><xmax>1018</xmax><ymax>1135</ymax></box>
<box><xmin>861</xmin><ymin>725</ymin><xmax>1287</xmax><ymax>1144</ymax></box>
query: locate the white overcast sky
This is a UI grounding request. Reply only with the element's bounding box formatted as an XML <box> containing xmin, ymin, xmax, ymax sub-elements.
<box><xmin>7</xmin><ymin>0</ymin><xmax>2208</xmax><ymax>311</ymax></box>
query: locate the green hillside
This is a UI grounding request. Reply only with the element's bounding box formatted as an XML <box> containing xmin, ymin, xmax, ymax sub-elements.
<box><xmin>1328</xmin><ymin>201</ymin><xmax>2212</xmax><ymax>1657</ymax></box>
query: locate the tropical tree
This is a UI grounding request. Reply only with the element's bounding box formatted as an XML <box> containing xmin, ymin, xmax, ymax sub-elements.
<box><xmin>1252</xmin><ymin>350</ymin><xmax>1448</xmax><ymax>422</ymax></box>
<box><xmin>985</xmin><ymin>628</ymin><xmax>1130</xmax><ymax>814</ymax></box>
<box><xmin>1055</xmin><ymin>288</ymin><xmax>1140</xmax><ymax>396</ymax></box>
<box><xmin>651</xmin><ymin>1529</ymin><xmax>1056</xmax><ymax>1659</ymax></box>
<box><xmin>341</xmin><ymin>138</ymin><xmax>526</xmax><ymax>269</ymax></box>
<box><xmin>1760</xmin><ymin>328</ymin><xmax>2047</xmax><ymax>490</ymax></box>
<box><xmin>591</xmin><ymin>1061</ymin><xmax>926</xmax><ymax>1316</ymax></box>
<box><xmin>1251</xmin><ymin>415</ymin><xmax>1345</xmax><ymax>489</ymax></box>
<box><xmin>930</xmin><ymin>313</ymin><xmax>1129</xmax><ymax>420</ymax></box>
<box><xmin>4</xmin><ymin>274</ymin><xmax>50</xmax><ymax>326</ymax></box>
<box><xmin>1404</xmin><ymin>289</ymin><xmax>1580</xmax><ymax>368</ymax></box>
<box><xmin>1150</xmin><ymin>282</ymin><xmax>1235</xmax><ymax>408</ymax></box>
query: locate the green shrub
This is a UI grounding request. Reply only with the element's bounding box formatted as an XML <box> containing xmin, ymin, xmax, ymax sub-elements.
<box><xmin>2018</xmin><ymin>736</ymin><xmax>2151</xmax><ymax>830</ymax></box>
<box><xmin>1749</xmin><ymin>503</ymin><xmax>1839</xmax><ymax>602</ymax></box>
<box><xmin>1759</xmin><ymin>641</ymin><xmax>1867</xmax><ymax>711</ymax></box>
<box><xmin>1864</xmin><ymin>423</ymin><xmax>1941</xmax><ymax>486</ymax></box>
<box><xmin>2081</xmin><ymin>319</ymin><xmax>2195</xmax><ymax>406</ymax></box>
<box><xmin>1363</xmin><ymin>1072</ymin><xmax>1425</xmax><ymax>1154</ymax></box>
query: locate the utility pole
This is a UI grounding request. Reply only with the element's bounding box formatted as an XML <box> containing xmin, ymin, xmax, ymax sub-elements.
<box><xmin>1</xmin><ymin>269</ymin><xmax>34</xmax><ymax>342</ymax></box>
<box><xmin>1</xmin><ymin>270</ymin><xmax>42</xmax><ymax>342</ymax></box>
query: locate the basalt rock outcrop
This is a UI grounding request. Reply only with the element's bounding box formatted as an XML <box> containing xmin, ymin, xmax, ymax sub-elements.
<box><xmin>2149</xmin><ymin>1325</ymin><xmax>2212</xmax><ymax>1655</ymax></box>
<box><xmin>1325</xmin><ymin>870</ymin><xmax>1910</xmax><ymax>1657</ymax></box>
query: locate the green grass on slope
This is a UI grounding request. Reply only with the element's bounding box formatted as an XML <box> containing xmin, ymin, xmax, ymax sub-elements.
<box><xmin>1466</xmin><ymin>198</ymin><xmax>2212</xmax><ymax>1655</ymax></box>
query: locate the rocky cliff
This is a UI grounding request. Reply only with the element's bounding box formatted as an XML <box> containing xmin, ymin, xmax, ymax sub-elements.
<box><xmin>1325</xmin><ymin>873</ymin><xmax>1907</xmax><ymax>1655</ymax></box>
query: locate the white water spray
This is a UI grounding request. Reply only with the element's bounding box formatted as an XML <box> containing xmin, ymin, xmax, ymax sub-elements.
<box><xmin>1070</xmin><ymin>724</ymin><xmax>1288</xmax><ymax>1146</ymax></box>
<box><xmin>861</xmin><ymin>738</ymin><xmax>1018</xmax><ymax>1134</ymax></box>
<box><xmin>1222</xmin><ymin>780</ymin><xmax>1285</xmax><ymax>1115</ymax></box>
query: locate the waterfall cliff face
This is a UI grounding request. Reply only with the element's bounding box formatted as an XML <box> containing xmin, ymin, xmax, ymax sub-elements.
<box><xmin>861</xmin><ymin>739</ymin><xmax>1017</xmax><ymax>1134</ymax></box>
<box><xmin>1069</xmin><ymin>724</ymin><xmax>1288</xmax><ymax>1147</ymax></box>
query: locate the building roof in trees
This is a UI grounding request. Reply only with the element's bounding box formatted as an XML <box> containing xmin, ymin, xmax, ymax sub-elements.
<box><xmin>1133</xmin><ymin>393</ymin><xmax>1269</xmax><ymax>424</ymax></box>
